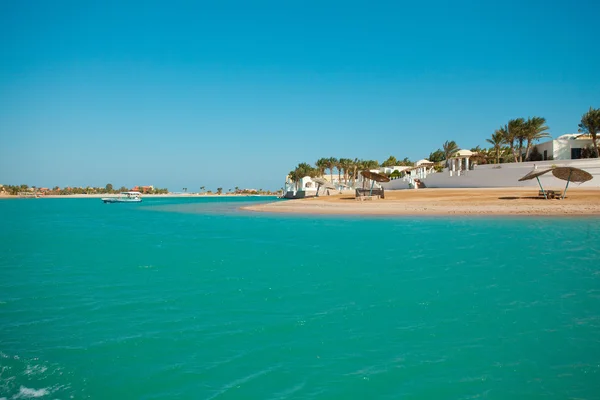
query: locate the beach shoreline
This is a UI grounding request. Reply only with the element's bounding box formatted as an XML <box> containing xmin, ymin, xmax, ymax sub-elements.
<box><xmin>241</xmin><ymin>187</ymin><xmax>600</xmax><ymax>217</ymax></box>
<box><xmin>0</xmin><ymin>193</ymin><xmax>277</xmax><ymax>200</ymax></box>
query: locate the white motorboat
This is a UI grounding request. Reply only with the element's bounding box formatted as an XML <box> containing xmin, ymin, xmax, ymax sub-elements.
<box><xmin>101</xmin><ymin>191</ymin><xmax>142</xmax><ymax>203</ymax></box>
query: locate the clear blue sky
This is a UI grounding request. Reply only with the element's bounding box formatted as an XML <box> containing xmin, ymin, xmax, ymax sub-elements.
<box><xmin>1</xmin><ymin>0</ymin><xmax>598</xmax><ymax>191</ymax></box>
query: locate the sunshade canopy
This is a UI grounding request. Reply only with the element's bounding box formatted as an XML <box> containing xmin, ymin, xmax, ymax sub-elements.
<box><xmin>361</xmin><ymin>170</ymin><xmax>391</xmax><ymax>183</ymax></box>
<box><xmin>312</xmin><ymin>177</ymin><xmax>336</xmax><ymax>190</ymax></box>
<box><xmin>518</xmin><ymin>167</ymin><xmax>593</xmax><ymax>183</ymax></box>
<box><xmin>551</xmin><ymin>167</ymin><xmax>593</xmax><ymax>183</ymax></box>
<box><xmin>518</xmin><ymin>168</ymin><xmax>553</xmax><ymax>181</ymax></box>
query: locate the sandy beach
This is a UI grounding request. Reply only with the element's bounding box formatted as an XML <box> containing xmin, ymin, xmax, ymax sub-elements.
<box><xmin>0</xmin><ymin>193</ymin><xmax>275</xmax><ymax>199</ymax></box>
<box><xmin>242</xmin><ymin>188</ymin><xmax>600</xmax><ymax>216</ymax></box>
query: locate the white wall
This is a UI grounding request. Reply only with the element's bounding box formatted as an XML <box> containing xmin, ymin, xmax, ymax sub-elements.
<box><xmin>554</xmin><ymin>140</ymin><xmax>573</xmax><ymax>160</ymax></box>
<box><xmin>381</xmin><ymin>158</ymin><xmax>600</xmax><ymax>189</ymax></box>
<box><xmin>299</xmin><ymin>176</ymin><xmax>316</xmax><ymax>189</ymax></box>
<box><xmin>535</xmin><ymin>140</ymin><xmax>555</xmax><ymax>160</ymax></box>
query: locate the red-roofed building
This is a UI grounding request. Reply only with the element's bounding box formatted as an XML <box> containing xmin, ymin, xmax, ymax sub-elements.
<box><xmin>131</xmin><ymin>185</ymin><xmax>154</xmax><ymax>193</ymax></box>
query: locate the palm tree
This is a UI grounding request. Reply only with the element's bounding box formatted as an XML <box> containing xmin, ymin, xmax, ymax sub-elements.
<box><xmin>217</xmin><ymin>187</ymin><xmax>223</xmax><ymax>195</ymax></box>
<box><xmin>293</xmin><ymin>163</ymin><xmax>318</xmax><ymax>181</ymax></box>
<box><xmin>579</xmin><ymin>107</ymin><xmax>600</xmax><ymax>157</ymax></box>
<box><xmin>469</xmin><ymin>145</ymin><xmax>487</xmax><ymax>165</ymax></box>
<box><xmin>288</xmin><ymin>169</ymin><xmax>300</xmax><ymax>190</ymax></box>
<box><xmin>338</xmin><ymin>158</ymin><xmax>352</xmax><ymax>184</ymax></box>
<box><xmin>499</xmin><ymin>119</ymin><xmax>525</xmax><ymax>162</ymax></box>
<box><xmin>326</xmin><ymin>157</ymin><xmax>338</xmax><ymax>184</ymax></box>
<box><xmin>508</xmin><ymin>118</ymin><xmax>526</xmax><ymax>162</ymax></box>
<box><xmin>315</xmin><ymin>158</ymin><xmax>328</xmax><ymax>178</ymax></box>
<box><xmin>399</xmin><ymin>157</ymin><xmax>412</xmax><ymax>166</ymax></box>
<box><xmin>200</xmin><ymin>186</ymin><xmax>205</xmax><ymax>193</ymax></box>
<box><xmin>486</xmin><ymin>130</ymin><xmax>504</xmax><ymax>164</ymax></box>
<box><xmin>442</xmin><ymin>140</ymin><xmax>459</xmax><ymax>167</ymax></box>
<box><xmin>428</xmin><ymin>149</ymin><xmax>445</xmax><ymax>163</ymax></box>
<box><xmin>349</xmin><ymin>158</ymin><xmax>360</xmax><ymax>187</ymax></box>
<box><xmin>381</xmin><ymin>155</ymin><xmax>398</xmax><ymax>167</ymax></box>
<box><xmin>482</xmin><ymin>148</ymin><xmax>495</xmax><ymax>164</ymax></box>
<box><xmin>523</xmin><ymin>117</ymin><xmax>550</xmax><ymax>161</ymax></box>
<box><xmin>497</xmin><ymin>125</ymin><xmax>512</xmax><ymax>161</ymax></box>
<box><xmin>365</xmin><ymin>160</ymin><xmax>380</xmax><ymax>170</ymax></box>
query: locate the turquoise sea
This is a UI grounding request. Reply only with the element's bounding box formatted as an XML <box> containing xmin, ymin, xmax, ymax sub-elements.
<box><xmin>1</xmin><ymin>196</ymin><xmax>599</xmax><ymax>399</ymax></box>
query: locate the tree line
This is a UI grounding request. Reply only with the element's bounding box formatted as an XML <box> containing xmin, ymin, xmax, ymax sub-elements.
<box><xmin>288</xmin><ymin>158</ymin><xmax>398</xmax><ymax>186</ymax></box>
<box><xmin>1</xmin><ymin>184</ymin><xmax>281</xmax><ymax>196</ymax></box>
<box><xmin>0</xmin><ymin>184</ymin><xmax>169</xmax><ymax>196</ymax></box>
<box><xmin>288</xmin><ymin>107</ymin><xmax>600</xmax><ymax>183</ymax></box>
<box><xmin>196</xmin><ymin>186</ymin><xmax>279</xmax><ymax>195</ymax></box>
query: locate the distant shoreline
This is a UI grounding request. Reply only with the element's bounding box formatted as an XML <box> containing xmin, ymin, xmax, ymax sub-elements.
<box><xmin>241</xmin><ymin>187</ymin><xmax>600</xmax><ymax>217</ymax></box>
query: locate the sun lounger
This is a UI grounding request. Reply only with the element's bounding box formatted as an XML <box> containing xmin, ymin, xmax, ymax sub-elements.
<box><xmin>355</xmin><ymin>188</ymin><xmax>385</xmax><ymax>200</ymax></box>
<box><xmin>538</xmin><ymin>190</ymin><xmax>562</xmax><ymax>199</ymax></box>
<box><xmin>356</xmin><ymin>195</ymin><xmax>380</xmax><ymax>201</ymax></box>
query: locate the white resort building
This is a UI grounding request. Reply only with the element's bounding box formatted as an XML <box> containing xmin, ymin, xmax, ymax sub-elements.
<box><xmin>282</xmin><ymin>176</ymin><xmax>317</xmax><ymax>198</ymax></box>
<box><xmin>534</xmin><ymin>134</ymin><xmax>597</xmax><ymax>160</ymax></box>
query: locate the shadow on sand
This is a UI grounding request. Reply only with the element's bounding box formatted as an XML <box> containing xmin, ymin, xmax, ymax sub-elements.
<box><xmin>498</xmin><ymin>196</ymin><xmax>559</xmax><ymax>200</ymax></box>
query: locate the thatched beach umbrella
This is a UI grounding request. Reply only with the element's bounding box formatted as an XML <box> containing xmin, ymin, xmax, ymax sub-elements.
<box><xmin>551</xmin><ymin>167</ymin><xmax>593</xmax><ymax>199</ymax></box>
<box><xmin>518</xmin><ymin>168</ymin><xmax>553</xmax><ymax>199</ymax></box>
<box><xmin>312</xmin><ymin>177</ymin><xmax>336</xmax><ymax>197</ymax></box>
<box><xmin>360</xmin><ymin>170</ymin><xmax>390</xmax><ymax>196</ymax></box>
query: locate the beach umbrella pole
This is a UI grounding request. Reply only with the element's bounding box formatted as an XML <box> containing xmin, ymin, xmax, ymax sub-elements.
<box><xmin>561</xmin><ymin>171</ymin><xmax>572</xmax><ymax>200</ymax></box>
<box><xmin>369</xmin><ymin>180</ymin><xmax>375</xmax><ymax>196</ymax></box>
<box><xmin>536</xmin><ymin>177</ymin><xmax>547</xmax><ymax>199</ymax></box>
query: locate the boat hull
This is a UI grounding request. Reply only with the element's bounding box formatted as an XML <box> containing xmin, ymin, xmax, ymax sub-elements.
<box><xmin>101</xmin><ymin>198</ymin><xmax>142</xmax><ymax>203</ymax></box>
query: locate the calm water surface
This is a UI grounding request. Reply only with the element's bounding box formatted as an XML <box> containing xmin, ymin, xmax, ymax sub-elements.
<box><xmin>1</xmin><ymin>197</ymin><xmax>599</xmax><ymax>399</ymax></box>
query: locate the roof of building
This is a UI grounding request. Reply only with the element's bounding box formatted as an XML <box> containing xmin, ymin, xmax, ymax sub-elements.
<box><xmin>557</xmin><ymin>134</ymin><xmax>580</xmax><ymax>140</ymax></box>
<box><xmin>451</xmin><ymin>149</ymin><xmax>475</xmax><ymax>158</ymax></box>
<box><xmin>556</xmin><ymin>133</ymin><xmax>595</xmax><ymax>140</ymax></box>
<box><xmin>415</xmin><ymin>159</ymin><xmax>434</xmax><ymax>166</ymax></box>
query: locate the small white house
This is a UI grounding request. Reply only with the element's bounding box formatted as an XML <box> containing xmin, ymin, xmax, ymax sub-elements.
<box><xmin>535</xmin><ymin>134</ymin><xmax>597</xmax><ymax>160</ymax></box>
<box><xmin>282</xmin><ymin>175</ymin><xmax>318</xmax><ymax>198</ymax></box>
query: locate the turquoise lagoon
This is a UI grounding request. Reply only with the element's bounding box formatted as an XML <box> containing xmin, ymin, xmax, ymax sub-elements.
<box><xmin>1</xmin><ymin>196</ymin><xmax>599</xmax><ymax>399</ymax></box>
